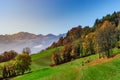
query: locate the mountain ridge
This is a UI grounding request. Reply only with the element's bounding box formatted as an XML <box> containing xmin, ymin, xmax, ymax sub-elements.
<box><xmin>0</xmin><ymin>32</ymin><xmax>66</xmax><ymax>53</ymax></box>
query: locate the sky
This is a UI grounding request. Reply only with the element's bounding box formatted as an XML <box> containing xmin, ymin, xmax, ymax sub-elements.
<box><xmin>0</xmin><ymin>0</ymin><xmax>120</xmax><ymax>35</ymax></box>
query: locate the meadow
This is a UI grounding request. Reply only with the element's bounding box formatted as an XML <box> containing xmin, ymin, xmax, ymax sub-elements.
<box><xmin>10</xmin><ymin>48</ymin><xmax>120</xmax><ymax>80</ymax></box>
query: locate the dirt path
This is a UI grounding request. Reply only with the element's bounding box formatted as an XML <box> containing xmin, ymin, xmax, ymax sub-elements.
<box><xmin>88</xmin><ymin>54</ymin><xmax>120</xmax><ymax>66</ymax></box>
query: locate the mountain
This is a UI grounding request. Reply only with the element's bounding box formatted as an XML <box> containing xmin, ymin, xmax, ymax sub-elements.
<box><xmin>0</xmin><ymin>32</ymin><xmax>66</xmax><ymax>53</ymax></box>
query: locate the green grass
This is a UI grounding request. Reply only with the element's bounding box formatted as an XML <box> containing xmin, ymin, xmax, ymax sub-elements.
<box><xmin>9</xmin><ymin>47</ymin><xmax>120</xmax><ymax>80</ymax></box>
<box><xmin>112</xmin><ymin>48</ymin><xmax>120</xmax><ymax>54</ymax></box>
<box><xmin>30</xmin><ymin>46</ymin><xmax>63</xmax><ymax>71</ymax></box>
<box><xmin>12</xmin><ymin>54</ymin><xmax>98</xmax><ymax>80</ymax></box>
<box><xmin>80</xmin><ymin>56</ymin><xmax>120</xmax><ymax>80</ymax></box>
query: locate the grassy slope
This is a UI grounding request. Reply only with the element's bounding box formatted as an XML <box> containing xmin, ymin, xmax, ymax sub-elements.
<box><xmin>12</xmin><ymin>54</ymin><xmax>98</xmax><ymax>80</ymax></box>
<box><xmin>12</xmin><ymin>48</ymin><xmax>120</xmax><ymax>80</ymax></box>
<box><xmin>30</xmin><ymin>46</ymin><xmax>63</xmax><ymax>71</ymax></box>
<box><xmin>80</xmin><ymin>55</ymin><xmax>120</xmax><ymax>80</ymax></box>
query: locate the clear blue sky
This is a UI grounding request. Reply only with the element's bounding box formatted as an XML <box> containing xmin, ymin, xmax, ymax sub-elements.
<box><xmin>0</xmin><ymin>0</ymin><xmax>120</xmax><ymax>35</ymax></box>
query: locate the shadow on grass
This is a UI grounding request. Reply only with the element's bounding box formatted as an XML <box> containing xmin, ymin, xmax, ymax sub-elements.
<box><xmin>1</xmin><ymin>71</ymin><xmax>33</xmax><ymax>80</ymax></box>
<box><xmin>7</xmin><ymin>68</ymin><xmax>50</xmax><ymax>80</ymax></box>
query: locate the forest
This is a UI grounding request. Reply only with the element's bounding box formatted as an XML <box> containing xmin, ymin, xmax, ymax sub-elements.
<box><xmin>50</xmin><ymin>11</ymin><xmax>120</xmax><ymax>65</ymax></box>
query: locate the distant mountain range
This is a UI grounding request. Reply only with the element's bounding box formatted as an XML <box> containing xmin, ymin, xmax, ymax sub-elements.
<box><xmin>0</xmin><ymin>32</ymin><xmax>66</xmax><ymax>53</ymax></box>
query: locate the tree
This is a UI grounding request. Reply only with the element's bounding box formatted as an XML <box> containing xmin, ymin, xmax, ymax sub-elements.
<box><xmin>115</xmin><ymin>22</ymin><xmax>120</xmax><ymax>48</ymax></box>
<box><xmin>115</xmin><ymin>21</ymin><xmax>120</xmax><ymax>41</ymax></box>
<box><xmin>22</xmin><ymin>47</ymin><xmax>31</xmax><ymax>54</ymax></box>
<box><xmin>62</xmin><ymin>25</ymin><xmax>82</xmax><ymax>45</ymax></box>
<box><xmin>57</xmin><ymin>37</ymin><xmax>64</xmax><ymax>46</ymax></box>
<box><xmin>82</xmin><ymin>40</ymin><xmax>89</xmax><ymax>56</ymax></box>
<box><xmin>85</xmin><ymin>32</ymin><xmax>95</xmax><ymax>55</ymax></box>
<box><xmin>0</xmin><ymin>53</ymin><xmax>31</xmax><ymax>78</ymax></box>
<box><xmin>96</xmin><ymin>21</ymin><xmax>117</xmax><ymax>58</ymax></box>
<box><xmin>0</xmin><ymin>55</ymin><xmax>3</xmax><ymax>62</ymax></box>
<box><xmin>51</xmin><ymin>48</ymin><xmax>62</xmax><ymax>65</ymax></box>
<box><xmin>15</xmin><ymin>53</ymin><xmax>31</xmax><ymax>74</ymax></box>
<box><xmin>82</xmin><ymin>26</ymin><xmax>92</xmax><ymax>37</ymax></box>
<box><xmin>0</xmin><ymin>50</ymin><xmax>17</xmax><ymax>63</ymax></box>
<box><xmin>61</xmin><ymin>45</ymin><xmax>72</xmax><ymax>62</ymax></box>
<box><xmin>7</xmin><ymin>61</ymin><xmax>17</xmax><ymax>77</ymax></box>
<box><xmin>71</xmin><ymin>43</ymin><xmax>80</xmax><ymax>59</ymax></box>
<box><xmin>2</xmin><ymin>65</ymin><xmax>8</xmax><ymax>78</ymax></box>
<box><xmin>0</xmin><ymin>65</ymin><xmax>2</xmax><ymax>78</ymax></box>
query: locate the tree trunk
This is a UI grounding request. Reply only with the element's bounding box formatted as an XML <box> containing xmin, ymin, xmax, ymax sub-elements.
<box><xmin>99</xmin><ymin>53</ymin><xmax>101</xmax><ymax>59</ymax></box>
<box><xmin>107</xmin><ymin>50</ymin><xmax>110</xmax><ymax>58</ymax></box>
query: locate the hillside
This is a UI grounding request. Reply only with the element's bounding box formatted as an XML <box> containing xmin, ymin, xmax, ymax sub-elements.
<box><xmin>11</xmin><ymin>48</ymin><xmax>120</xmax><ymax>80</ymax></box>
<box><xmin>10</xmin><ymin>11</ymin><xmax>120</xmax><ymax>80</ymax></box>
<box><xmin>1</xmin><ymin>0</ymin><xmax>120</xmax><ymax>80</ymax></box>
<box><xmin>0</xmin><ymin>11</ymin><xmax>120</xmax><ymax>80</ymax></box>
<box><xmin>11</xmin><ymin>49</ymin><xmax>98</xmax><ymax>80</ymax></box>
<box><xmin>30</xmin><ymin>46</ymin><xmax>63</xmax><ymax>71</ymax></box>
<box><xmin>49</xmin><ymin>11</ymin><xmax>120</xmax><ymax>49</ymax></box>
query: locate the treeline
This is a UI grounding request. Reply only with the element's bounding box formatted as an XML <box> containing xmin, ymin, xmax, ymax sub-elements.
<box><xmin>0</xmin><ymin>47</ymin><xmax>32</xmax><ymax>79</ymax></box>
<box><xmin>48</xmin><ymin>26</ymin><xmax>93</xmax><ymax>49</ymax></box>
<box><xmin>51</xmin><ymin>11</ymin><xmax>120</xmax><ymax>65</ymax></box>
<box><xmin>0</xmin><ymin>50</ymin><xmax>17</xmax><ymax>63</ymax></box>
<box><xmin>51</xmin><ymin>30</ymin><xmax>95</xmax><ymax>65</ymax></box>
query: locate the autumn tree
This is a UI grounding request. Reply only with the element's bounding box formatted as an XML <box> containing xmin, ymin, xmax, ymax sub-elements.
<box><xmin>7</xmin><ymin>50</ymin><xmax>17</xmax><ymax>60</ymax></box>
<box><xmin>81</xmin><ymin>26</ymin><xmax>92</xmax><ymax>38</ymax></box>
<box><xmin>0</xmin><ymin>50</ymin><xmax>17</xmax><ymax>63</ymax></box>
<box><xmin>71</xmin><ymin>44</ymin><xmax>80</xmax><ymax>59</ymax></box>
<box><xmin>1</xmin><ymin>53</ymin><xmax>31</xmax><ymax>79</ymax></box>
<box><xmin>96</xmin><ymin>21</ymin><xmax>117</xmax><ymax>58</ymax></box>
<box><xmin>0</xmin><ymin>55</ymin><xmax>3</xmax><ymax>62</ymax></box>
<box><xmin>61</xmin><ymin>45</ymin><xmax>72</xmax><ymax>62</ymax></box>
<box><xmin>115</xmin><ymin>21</ymin><xmax>120</xmax><ymax>41</ymax></box>
<box><xmin>66</xmin><ymin>26</ymin><xmax>82</xmax><ymax>41</ymax></box>
<box><xmin>15</xmin><ymin>53</ymin><xmax>31</xmax><ymax>74</ymax></box>
<box><xmin>2</xmin><ymin>65</ymin><xmax>8</xmax><ymax>78</ymax></box>
<box><xmin>70</xmin><ymin>39</ymin><xmax>83</xmax><ymax>59</ymax></box>
<box><xmin>57</xmin><ymin>37</ymin><xmax>64</xmax><ymax>46</ymax></box>
<box><xmin>22</xmin><ymin>47</ymin><xmax>31</xmax><ymax>54</ymax></box>
<box><xmin>115</xmin><ymin>22</ymin><xmax>120</xmax><ymax>48</ymax></box>
<box><xmin>51</xmin><ymin>48</ymin><xmax>62</xmax><ymax>65</ymax></box>
<box><xmin>7</xmin><ymin>61</ymin><xmax>16</xmax><ymax>77</ymax></box>
<box><xmin>85</xmin><ymin>32</ymin><xmax>95</xmax><ymax>55</ymax></box>
<box><xmin>0</xmin><ymin>66</ymin><xmax>2</xmax><ymax>78</ymax></box>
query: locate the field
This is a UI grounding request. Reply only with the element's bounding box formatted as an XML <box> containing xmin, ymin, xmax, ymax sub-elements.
<box><xmin>12</xmin><ymin>53</ymin><xmax>98</xmax><ymax>80</ymax></box>
<box><xmin>0</xmin><ymin>47</ymin><xmax>119</xmax><ymax>80</ymax></box>
<box><xmin>0</xmin><ymin>47</ymin><xmax>120</xmax><ymax>80</ymax></box>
